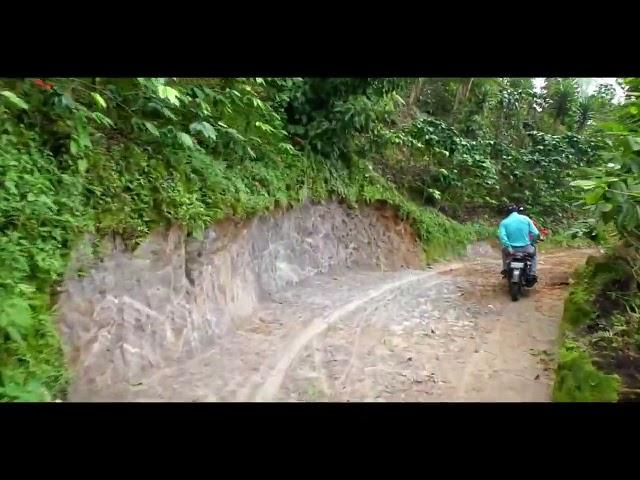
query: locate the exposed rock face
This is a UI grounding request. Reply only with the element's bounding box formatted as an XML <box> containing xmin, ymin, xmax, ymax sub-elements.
<box><xmin>56</xmin><ymin>201</ymin><xmax>423</xmax><ymax>398</ymax></box>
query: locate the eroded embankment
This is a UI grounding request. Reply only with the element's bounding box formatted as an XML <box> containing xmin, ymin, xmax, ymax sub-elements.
<box><xmin>57</xmin><ymin>201</ymin><xmax>424</xmax><ymax>399</ymax></box>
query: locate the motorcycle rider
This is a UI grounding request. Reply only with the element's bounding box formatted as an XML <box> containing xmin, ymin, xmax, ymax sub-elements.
<box><xmin>499</xmin><ymin>204</ymin><xmax>539</xmax><ymax>279</ymax></box>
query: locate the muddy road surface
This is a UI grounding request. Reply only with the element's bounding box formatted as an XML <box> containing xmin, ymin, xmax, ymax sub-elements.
<box><xmin>99</xmin><ymin>247</ymin><xmax>594</xmax><ymax>402</ymax></box>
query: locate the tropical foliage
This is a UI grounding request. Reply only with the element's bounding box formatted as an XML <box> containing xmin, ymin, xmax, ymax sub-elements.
<box><xmin>557</xmin><ymin>78</ymin><xmax>640</xmax><ymax>401</ymax></box>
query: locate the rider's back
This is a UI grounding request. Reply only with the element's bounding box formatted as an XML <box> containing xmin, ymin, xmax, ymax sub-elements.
<box><xmin>499</xmin><ymin>212</ymin><xmax>535</xmax><ymax>248</ymax></box>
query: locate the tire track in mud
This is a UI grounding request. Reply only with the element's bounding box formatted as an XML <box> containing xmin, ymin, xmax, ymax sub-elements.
<box><xmin>252</xmin><ymin>263</ymin><xmax>465</xmax><ymax>401</ymax></box>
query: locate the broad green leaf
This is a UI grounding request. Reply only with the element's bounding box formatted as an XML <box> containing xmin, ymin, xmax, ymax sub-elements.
<box><xmin>6</xmin><ymin>326</ymin><xmax>24</xmax><ymax>344</ymax></box>
<box><xmin>92</xmin><ymin>112</ymin><xmax>114</xmax><ymax>127</ymax></box>
<box><xmin>610</xmin><ymin>181</ymin><xmax>626</xmax><ymax>192</ymax></box>
<box><xmin>4</xmin><ymin>180</ymin><xmax>17</xmax><ymax>194</ymax></box>
<box><xmin>622</xmin><ymin>202</ymin><xmax>640</xmax><ymax>231</ymax></box>
<box><xmin>250</xmin><ymin>97</ymin><xmax>266</xmax><ymax>110</ymax></box>
<box><xmin>428</xmin><ymin>188</ymin><xmax>441</xmax><ymax>200</ymax></box>
<box><xmin>189</xmin><ymin>121</ymin><xmax>217</xmax><ymax>140</ymax></box>
<box><xmin>91</xmin><ymin>92</ymin><xmax>107</xmax><ymax>109</ymax></box>
<box><xmin>69</xmin><ymin>138</ymin><xmax>79</xmax><ymax>156</ymax></box>
<box><xmin>78</xmin><ymin>157</ymin><xmax>88</xmax><ymax>174</ymax></box>
<box><xmin>177</xmin><ymin>132</ymin><xmax>195</xmax><ymax>148</ymax></box>
<box><xmin>78</xmin><ymin>130</ymin><xmax>92</xmax><ymax>148</ymax></box>
<box><xmin>195</xmin><ymin>99</ymin><xmax>211</xmax><ymax>116</ymax></box>
<box><xmin>219</xmin><ymin>123</ymin><xmax>246</xmax><ymax>141</ymax></box>
<box><xmin>585</xmin><ymin>188</ymin><xmax>604</xmax><ymax>205</ymax></box>
<box><xmin>143</xmin><ymin>121</ymin><xmax>160</xmax><ymax>136</ymax></box>
<box><xmin>0</xmin><ymin>90</ymin><xmax>28</xmax><ymax>109</ymax></box>
<box><xmin>570</xmin><ymin>180</ymin><xmax>597</xmax><ymax>188</ymax></box>
<box><xmin>624</xmin><ymin>136</ymin><xmax>640</xmax><ymax>152</ymax></box>
<box><xmin>255</xmin><ymin>121</ymin><xmax>276</xmax><ymax>133</ymax></box>
<box><xmin>157</xmin><ymin>85</ymin><xmax>181</xmax><ymax>106</ymax></box>
<box><xmin>160</xmin><ymin>107</ymin><xmax>177</xmax><ymax>120</ymax></box>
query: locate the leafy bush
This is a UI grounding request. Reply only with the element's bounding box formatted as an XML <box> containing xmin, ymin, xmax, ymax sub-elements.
<box><xmin>571</xmin><ymin>79</ymin><xmax>640</xmax><ymax>251</ymax></box>
<box><xmin>553</xmin><ymin>339</ymin><xmax>620</xmax><ymax>402</ymax></box>
<box><xmin>561</xmin><ymin>266</ymin><xmax>597</xmax><ymax>328</ymax></box>
<box><xmin>554</xmin><ymin>250</ymin><xmax>637</xmax><ymax>401</ymax></box>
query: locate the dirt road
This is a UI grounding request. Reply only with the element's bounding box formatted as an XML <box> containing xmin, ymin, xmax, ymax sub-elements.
<box><xmin>102</xmin><ymin>247</ymin><xmax>593</xmax><ymax>402</ymax></box>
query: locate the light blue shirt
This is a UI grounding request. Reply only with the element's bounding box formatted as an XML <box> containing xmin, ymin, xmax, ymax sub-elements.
<box><xmin>498</xmin><ymin>212</ymin><xmax>539</xmax><ymax>250</ymax></box>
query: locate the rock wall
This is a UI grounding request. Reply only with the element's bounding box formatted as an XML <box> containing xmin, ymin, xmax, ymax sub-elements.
<box><xmin>57</xmin><ymin>201</ymin><xmax>423</xmax><ymax>397</ymax></box>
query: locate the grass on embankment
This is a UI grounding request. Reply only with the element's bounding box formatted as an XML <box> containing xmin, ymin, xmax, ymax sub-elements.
<box><xmin>551</xmin><ymin>253</ymin><xmax>638</xmax><ymax>402</ymax></box>
<box><xmin>553</xmin><ymin>339</ymin><xmax>620</xmax><ymax>402</ymax></box>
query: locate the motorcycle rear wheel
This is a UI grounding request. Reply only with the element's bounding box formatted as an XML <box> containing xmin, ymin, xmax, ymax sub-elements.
<box><xmin>510</xmin><ymin>282</ymin><xmax>521</xmax><ymax>301</ymax></box>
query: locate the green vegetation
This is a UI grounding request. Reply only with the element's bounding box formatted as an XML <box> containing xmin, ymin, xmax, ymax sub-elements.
<box><xmin>553</xmin><ymin>257</ymin><xmax>633</xmax><ymax>401</ymax></box>
<box><xmin>538</xmin><ymin>231</ymin><xmax>596</xmax><ymax>252</ymax></box>
<box><xmin>373</xmin><ymin>78</ymin><xmax>610</xmax><ymax>223</ymax></box>
<box><xmin>0</xmin><ymin>77</ymin><xmax>623</xmax><ymax>401</ymax></box>
<box><xmin>553</xmin><ymin>247</ymin><xmax>640</xmax><ymax>400</ymax></box>
<box><xmin>554</xmin><ymin>79</ymin><xmax>640</xmax><ymax>401</ymax></box>
<box><xmin>554</xmin><ymin>339</ymin><xmax>620</xmax><ymax>402</ymax></box>
<box><xmin>564</xmin><ymin>294</ymin><xmax>596</xmax><ymax>332</ymax></box>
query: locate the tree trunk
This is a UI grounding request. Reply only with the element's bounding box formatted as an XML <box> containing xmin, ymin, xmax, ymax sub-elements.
<box><xmin>464</xmin><ymin>78</ymin><xmax>474</xmax><ymax>101</ymax></box>
<box><xmin>396</xmin><ymin>78</ymin><xmax>425</xmax><ymax>125</ymax></box>
<box><xmin>453</xmin><ymin>78</ymin><xmax>474</xmax><ymax>111</ymax></box>
<box><xmin>408</xmin><ymin>78</ymin><xmax>424</xmax><ymax>108</ymax></box>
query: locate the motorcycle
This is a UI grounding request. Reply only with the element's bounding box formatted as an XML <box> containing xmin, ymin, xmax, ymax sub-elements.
<box><xmin>505</xmin><ymin>240</ymin><xmax>542</xmax><ymax>302</ymax></box>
